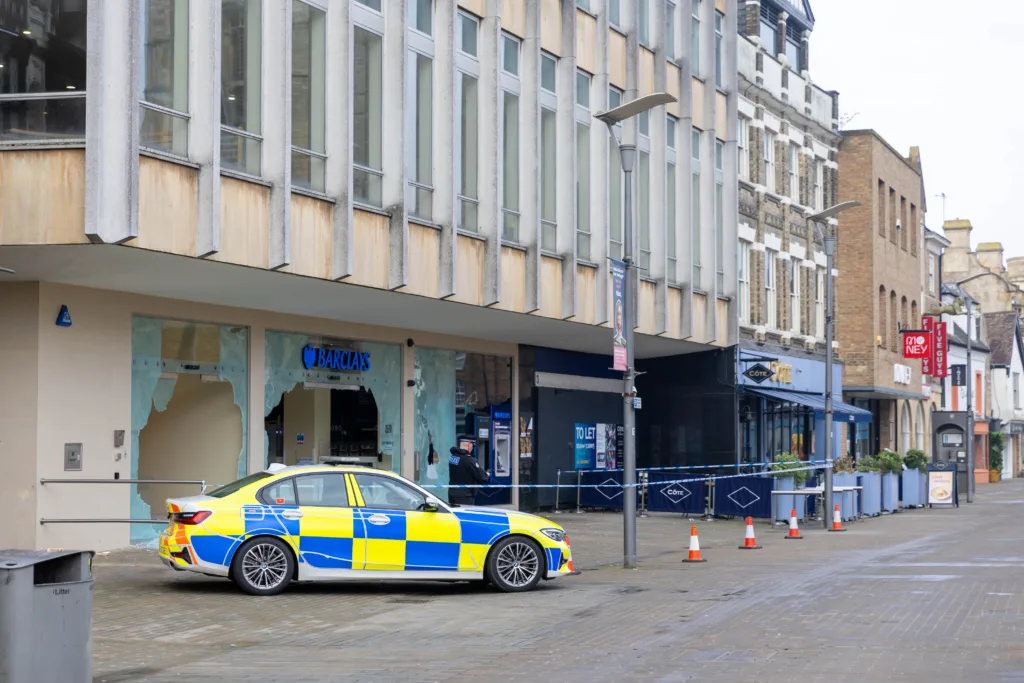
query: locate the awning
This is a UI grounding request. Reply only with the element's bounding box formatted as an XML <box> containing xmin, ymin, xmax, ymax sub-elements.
<box><xmin>746</xmin><ymin>388</ymin><xmax>873</xmax><ymax>424</ymax></box>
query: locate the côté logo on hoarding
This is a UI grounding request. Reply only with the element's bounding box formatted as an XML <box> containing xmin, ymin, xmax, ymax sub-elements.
<box><xmin>902</xmin><ymin>330</ymin><xmax>932</xmax><ymax>360</ymax></box>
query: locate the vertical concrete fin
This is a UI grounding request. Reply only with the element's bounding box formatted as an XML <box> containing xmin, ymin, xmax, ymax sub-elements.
<box><xmin>383</xmin><ymin>0</ymin><xmax>410</xmax><ymax>290</ymax></box>
<box><xmin>556</xmin><ymin>0</ymin><xmax>577</xmax><ymax>320</ymax></box>
<box><xmin>191</xmin><ymin>0</ymin><xmax>222</xmax><ymax>258</ymax></box>
<box><xmin>701</xmin><ymin>0</ymin><xmax>717</xmax><ymax>344</ymax></box>
<box><xmin>479</xmin><ymin>0</ymin><xmax>503</xmax><ymax>306</ymax></box>
<box><xmin>678</xmin><ymin>5</ymin><xmax>695</xmax><ymax>341</ymax></box>
<box><xmin>650</xmin><ymin>0</ymin><xmax>668</xmax><ymax>336</ymax></box>
<box><xmin>724</xmin><ymin>0</ymin><xmax>741</xmax><ymax>346</ymax></box>
<box><xmin>521</xmin><ymin>0</ymin><xmax>543</xmax><ymax>314</ymax></box>
<box><xmin>591</xmin><ymin>0</ymin><xmax>610</xmax><ymax>326</ymax></box>
<box><xmin>328</xmin><ymin>1</ymin><xmax>354</xmax><ymax>280</ymax></box>
<box><xmin>85</xmin><ymin>0</ymin><xmax>140</xmax><ymax>245</ymax></box>
<box><xmin>435</xmin><ymin>0</ymin><xmax>459</xmax><ymax>299</ymax></box>
<box><xmin>265</xmin><ymin>0</ymin><xmax>293</xmax><ymax>270</ymax></box>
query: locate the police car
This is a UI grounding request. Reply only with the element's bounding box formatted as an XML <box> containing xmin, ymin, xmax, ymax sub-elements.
<box><xmin>159</xmin><ymin>464</ymin><xmax>575</xmax><ymax>595</ymax></box>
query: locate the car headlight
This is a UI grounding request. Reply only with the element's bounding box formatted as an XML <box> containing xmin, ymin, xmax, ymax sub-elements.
<box><xmin>541</xmin><ymin>528</ymin><xmax>566</xmax><ymax>543</ymax></box>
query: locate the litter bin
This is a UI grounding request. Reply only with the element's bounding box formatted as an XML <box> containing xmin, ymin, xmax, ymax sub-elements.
<box><xmin>0</xmin><ymin>549</ymin><xmax>95</xmax><ymax>683</ymax></box>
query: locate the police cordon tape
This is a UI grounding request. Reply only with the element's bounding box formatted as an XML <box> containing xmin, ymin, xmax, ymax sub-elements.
<box><xmin>551</xmin><ymin>460</ymin><xmax>830</xmax><ymax>475</ymax></box>
<box><xmin>421</xmin><ymin>463</ymin><xmax>829</xmax><ymax>489</ymax></box>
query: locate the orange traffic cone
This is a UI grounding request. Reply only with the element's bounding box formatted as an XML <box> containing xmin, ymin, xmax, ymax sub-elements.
<box><xmin>738</xmin><ymin>517</ymin><xmax>762</xmax><ymax>549</ymax></box>
<box><xmin>785</xmin><ymin>509</ymin><xmax>803</xmax><ymax>540</ymax></box>
<box><xmin>683</xmin><ymin>525</ymin><xmax>707</xmax><ymax>563</ymax></box>
<box><xmin>829</xmin><ymin>503</ymin><xmax>846</xmax><ymax>532</ymax></box>
<box><xmin>565</xmin><ymin>534</ymin><xmax>575</xmax><ymax>573</ymax></box>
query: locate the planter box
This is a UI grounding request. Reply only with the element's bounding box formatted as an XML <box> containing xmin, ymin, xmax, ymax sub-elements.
<box><xmin>882</xmin><ymin>472</ymin><xmax>899</xmax><ymax>512</ymax></box>
<box><xmin>834</xmin><ymin>473</ymin><xmax>859</xmax><ymax>521</ymax></box>
<box><xmin>902</xmin><ymin>469</ymin><xmax>927</xmax><ymax>508</ymax></box>
<box><xmin>773</xmin><ymin>476</ymin><xmax>806</xmax><ymax>522</ymax></box>
<box><xmin>858</xmin><ymin>472</ymin><xmax>882</xmax><ymax>517</ymax></box>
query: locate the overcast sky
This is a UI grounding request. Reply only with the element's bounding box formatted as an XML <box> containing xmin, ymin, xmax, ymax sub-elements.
<box><xmin>810</xmin><ymin>0</ymin><xmax>1024</xmax><ymax>259</ymax></box>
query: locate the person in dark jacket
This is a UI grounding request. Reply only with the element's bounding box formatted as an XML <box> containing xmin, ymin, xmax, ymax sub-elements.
<box><xmin>448</xmin><ymin>446</ymin><xmax>489</xmax><ymax>506</ymax></box>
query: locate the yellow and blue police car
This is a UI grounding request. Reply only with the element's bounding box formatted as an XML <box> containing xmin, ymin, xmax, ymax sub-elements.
<box><xmin>159</xmin><ymin>463</ymin><xmax>575</xmax><ymax>595</ymax></box>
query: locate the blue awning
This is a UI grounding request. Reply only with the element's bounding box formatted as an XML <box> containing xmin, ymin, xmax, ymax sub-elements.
<box><xmin>746</xmin><ymin>388</ymin><xmax>873</xmax><ymax>424</ymax></box>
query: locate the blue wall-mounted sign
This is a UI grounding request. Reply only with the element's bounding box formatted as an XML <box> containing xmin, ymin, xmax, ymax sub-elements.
<box><xmin>55</xmin><ymin>305</ymin><xmax>72</xmax><ymax>328</ymax></box>
<box><xmin>302</xmin><ymin>345</ymin><xmax>371</xmax><ymax>372</ymax></box>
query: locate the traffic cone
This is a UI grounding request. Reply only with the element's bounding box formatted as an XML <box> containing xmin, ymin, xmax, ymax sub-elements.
<box><xmin>683</xmin><ymin>525</ymin><xmax>707</xmax><ymax>563</ymax></box>
<box><xmin>829</xmin><ymin>503</ymin><xmax>846</xmax><ymax>532</ymax></box>
<box><xmin>738</xmin><ymin>517</ymin><xmax>762</xmax><ymax>549</ymax></box>
<box><xmin>565</xmin><ymin>534</ymin><xmax>575</xmax><ymax>573</ymax></box>
<box><xmin>785</xmin><ymin>509</ymin><xmax>803</xmax><ymax>540</ymax></box>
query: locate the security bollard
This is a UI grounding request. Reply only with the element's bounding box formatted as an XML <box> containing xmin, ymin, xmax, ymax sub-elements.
<box><xmin>553</xmin><ymin>469</ymin><xmax>563</xmax><ymax>513</ymax></box>
<box><xmin>574</xmin><ymin>470</ymin><xmax>583</xmax><ymax>514</ymax></box>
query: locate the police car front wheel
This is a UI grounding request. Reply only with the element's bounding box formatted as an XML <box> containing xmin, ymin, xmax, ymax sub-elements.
<box><xmin>487</xmin><ymin>536</ymin><xmax>543</xmax><ymax>593</ymax></box>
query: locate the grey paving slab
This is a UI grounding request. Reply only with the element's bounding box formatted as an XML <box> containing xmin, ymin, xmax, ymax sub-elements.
<box><xmin>90</xmin><ymin>482</ymin><xmax>1024</xmax><ymax>682</ymax></box>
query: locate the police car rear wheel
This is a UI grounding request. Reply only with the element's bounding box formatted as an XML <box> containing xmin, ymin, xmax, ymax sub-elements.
<box><xmin>232</xmin><ymin>537</ymin><xmax>294</xmax><ymax>596</ymax></box>
<box><xmin>487</xmin><ymin>536</ymin><xmax>543</xmax><ymax>593</ymax></box>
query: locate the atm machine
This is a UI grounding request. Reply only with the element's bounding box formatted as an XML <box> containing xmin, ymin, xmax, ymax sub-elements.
<box><xmin>933</xmin><ymin>412</ymin><xmax>969</xmax><ymax>500</ymax></box>
<box><xmin>463</xmin><ymin>405</ymin><xmax>513</xmax><ymax>505</ymax></box>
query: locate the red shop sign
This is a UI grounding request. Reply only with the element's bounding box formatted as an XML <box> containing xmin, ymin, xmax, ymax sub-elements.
<box><xmin>903</xmin><ymin>329</ymin><xmax>932</xmax><ymax>360</ymax></box>
<box><xmin>934</xmin><ymin>322</ymin><xmax>948</xmax><ymax>378</ymax></box>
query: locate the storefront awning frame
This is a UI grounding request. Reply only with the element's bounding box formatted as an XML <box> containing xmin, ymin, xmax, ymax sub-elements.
<box><xmin>744</xmin><ymin>387</ymin><xmax>873</xmax><ymax>424</ymax></box>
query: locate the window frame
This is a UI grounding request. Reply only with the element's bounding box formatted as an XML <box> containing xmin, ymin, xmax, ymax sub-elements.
<box><xmin>788</xmin><ymin>144</ymin><xmax>799</xmax><ymax>202</ymax></box>
<box><xmin>666</xmin><ymin>0</ymin><xmax>677</xmax><ymax>62</ymax></box>
<box><xmin>540</xmin><ymin>51</ymin><xmax>558</xmax><ymax>252</ymax></box>
<box><xmin>352</xmin><ymin>473</ymin><xmax>437</xmax><ymax>513</ymax></box>
<box><xmin>691</xmin><ymin>128</ymin><xmax>702</xmax><ymax>286</ymax></box>
<box><xmin>738</xmin><ymin>117</ymin><xmax>750</xmax><ymax>181</ymax></box>
<box><xmin>140</xmin><ymin>0</ymin><xmax>191</xmax><ymax>158</ymax></box>
<box><xmin>407</xmin><ymin>7</ymin><xmax>437</xmax><ymax>221</ymax></box>
<box><xmin>690</xmin><ymin>0</ymin><xmax>701</xmax><ymax>77</ymax></box>
<box><xmin>500</xmin><ymin>32</ymin><xmax>522</xmax><ymax>242</ymax></box>
<box><xmin>714</xmin><ymin>139</ymin><xmax>724</xmax><ymax>291</ymax></box>
<box><xmin>790</xmin><ymin>260</ymin><xmax>801</xmax><ymax>334</ymax></box>
<box><xmin>764</xmin><ymin>130</ymin><xmax>776</xmax><ymax>193</ymax></box>
<box><xmin>220</xmin><ymin>0</ymin><xmax>265</xmax><ymax>177</ymax></box>
<box><xmin>765</xmin><ymin>250</ymin><xmax>778</xmax><ymax>329</ymax></box>
<box><xmin>738</xmin><ymin>241</ymin><xmax>751</xmax><ymax>323</ymax></box>
<box><xmin>815</xmin><ymin>267</ymin><xmax>825</xmax><ymax>338</ymax></box>
<box><xmin>714</xmin><ymin>11</ymin><xmax>724</xmax><ymax>88</ymax></box>
<box><xmin>290</xmin><ymin>0</ymin><xmax>328</xmax><ymax>193</ymax></box>
<box><xmin>352</xmin><ymin>22</ymin><xmax>385</xmax><ymax>208</ymax></box>
<box><xmin>814</xmin><ymin>158</ymin><xmax>824</xmax><ymax>211</ymax></box>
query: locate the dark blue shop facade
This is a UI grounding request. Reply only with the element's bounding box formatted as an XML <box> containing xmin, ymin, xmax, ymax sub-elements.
<box><xmin>737</xmin><ymin>343</ymin><xmax>871</xmax><ymax>465</ymax></box>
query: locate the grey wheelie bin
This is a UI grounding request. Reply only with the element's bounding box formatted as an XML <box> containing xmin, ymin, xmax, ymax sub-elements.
<box><xmin>0</xmin><ymin>549</ymin><xmax>95</xmax><ymax>683</ymax></box>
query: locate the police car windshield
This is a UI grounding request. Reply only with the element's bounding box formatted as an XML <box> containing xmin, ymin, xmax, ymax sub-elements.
<box><xmin>207</xmin><ymin>471</ymin><xmax>274</xmax><ymax>498</ymax></box>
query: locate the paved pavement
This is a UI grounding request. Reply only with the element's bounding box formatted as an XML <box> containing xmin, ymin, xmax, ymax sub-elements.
<box><xmin>91</xmin><ymin>481</ymin><xmax>1024</xmax><ymax>682</ymax></box>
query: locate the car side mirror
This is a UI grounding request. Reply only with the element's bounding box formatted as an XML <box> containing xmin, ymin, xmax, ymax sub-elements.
<box><xmin>422</xmin><ymin>496</ymin><xmax>440</xmax><ymax>512</ymax></box>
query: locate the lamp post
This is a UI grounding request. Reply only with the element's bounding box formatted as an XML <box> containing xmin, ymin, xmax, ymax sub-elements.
<box><xmin>595</xmin><ymin>92</ymin><xmax>677</xmax><ymax>569</ymax></box>
<box><xmin>808</xmin><ymin>201</ymin><xmax>860</xmax><ymax>529</ymax></box>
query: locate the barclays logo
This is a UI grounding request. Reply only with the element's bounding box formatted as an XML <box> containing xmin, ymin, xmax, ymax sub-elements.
<box><xmin>302</xmin><ymin>345</ymin><xmax>371</xmax><ymax>372</ymax></box>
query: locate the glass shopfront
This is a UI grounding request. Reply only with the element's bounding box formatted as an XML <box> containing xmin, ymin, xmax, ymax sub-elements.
<box><xmin>131</xmin><ymin>316</ymin><xmax>249</xmax><ymax>544</ymax></box>
<box><xmin>412</xmin><ymin>348</ymin><xmax>512</xmax><ymax>503</ymax></box>
<box><xmin>264</xmin><ymin>331</ymin><xmax>401</xmax><ymax>472</ymax></box>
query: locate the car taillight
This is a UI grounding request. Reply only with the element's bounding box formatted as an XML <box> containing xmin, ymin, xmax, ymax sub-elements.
<box><xmin>169</xmin><ymin>510</ymin><xmax>212</xmax><ymax>525</ymax></box>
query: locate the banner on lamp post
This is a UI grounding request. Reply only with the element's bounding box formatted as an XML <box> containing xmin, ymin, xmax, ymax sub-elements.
<box><xmin>611</xmin><ymin>259</ymin><xmax>627</xmax><ymax>372</ymax></box>
<box><xmin>934</xmin><ymin>322</ymin><xmax>948</xmax><ymax>378</ymax></box>
<box><xmin>921</xmin><ymin>316</ymin><xmax>935</xmax><ymax>375</ymax></box>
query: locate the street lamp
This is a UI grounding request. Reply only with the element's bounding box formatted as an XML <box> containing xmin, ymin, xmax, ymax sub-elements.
<box><xmin>808</xmin><ymin>200</ymin><xmax>860</xmax><ymax>529</ymax></box>
<box><xmin>595</xmin><ymin>92</ymin><xmax>677</xmax><ymax>569</ymax></box>
<box><xmin>946</xmin><ymin>271</ymin><xmax>1016</xmax><ymax>503</ymax></box>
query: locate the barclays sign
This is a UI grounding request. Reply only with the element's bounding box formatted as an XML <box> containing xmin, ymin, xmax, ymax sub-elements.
<box><xmin>302</xmin><ymin>345</ymin><xmax>371</xmax><ymax>372</ymax></box>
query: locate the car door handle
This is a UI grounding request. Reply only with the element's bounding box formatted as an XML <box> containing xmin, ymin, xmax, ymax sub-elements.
<box><xmin>280</xmin><ymin>510</ymin><xmax>303</xmax><ymax>520</ymax></box>
<box><xmin>366</xmin><ymin>513</ymin><xmax>390</xmax><ymax>526</ymax></box>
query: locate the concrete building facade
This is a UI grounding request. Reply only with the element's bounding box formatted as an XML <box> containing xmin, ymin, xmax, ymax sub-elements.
<box><xmin>836</xmin><ymin>130</ymin><xmax>928</xmax><ymax>459</ymax></box>
<box><xmin>942</xmin><ymin>220</ymin><xmax>1024</xmax><ymax>319</ymax></box>
<box><xmin>0</xmin><ymin>0</ymin><xmax>740</xmax><ymax>550</ymax></box>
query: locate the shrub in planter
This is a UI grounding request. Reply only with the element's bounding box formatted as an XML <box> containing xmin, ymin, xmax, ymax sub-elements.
<box><xmin>990</xmin><ymin>433</ymin><xmax>1004</xmax><ymax>481</ymax></box>
<box><xmin>876</xmin><ymin>450</ymin><xmax>904</xmax><ymax>476</ymax></box>
<box><xmin>834</xmin><ymin>454</ymin><xmax>855</xmax><ymax>474</ymax></box>
<box><xmin>904</xmin><ymin>449</ymin><xmax>928</xmax><ymax>473</ymax></box>
<box><xmin>771</xmin><ymin>451</ymin><xmax>809</xmax><ymax>487</ymax></box>
<box><xmin>856</xmin><ymin>455</ymin><xmax>882</xmax><ymax>473</ymax></box>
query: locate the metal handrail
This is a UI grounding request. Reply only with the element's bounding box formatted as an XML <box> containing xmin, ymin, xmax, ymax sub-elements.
<box><xmin>40</xmin><ymin>478</ymin><xmax>208</xmax><ymax>487</ymax></box>
<box><xmin>40</xmin><ymin>518</ymin><xmax>167</xmax><ymax>525</ymax></box>
<box><xmin>0</xmin><ymin>91</ymin><xmax>87</xmax><ymax>101</ymax></box>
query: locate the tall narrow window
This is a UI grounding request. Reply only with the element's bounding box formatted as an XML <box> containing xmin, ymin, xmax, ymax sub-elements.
<box><xmin>715</xmin><ymin>139</ymin><xmax>724</xmax><ymax>292</ymax></box>
<box><xmin>790</xmin><ymin>262</ymin><xmax>801</xmax><ymax>333</ymax></box>
<box><xmin>900</xmin><ymin>196</ymin><xmax>908</xmax><ymax>250</ymax></box>
<box><xmin>1014</xmin><ymin>373</ymin><xmax>1020</xmax><ymax>410</ymax></box>
<box><xmin>501</xmin><ymin>91</ymin><xmax>520</xmax><ymax>241</ymax></box>
<box><xmin>928</xmin><ymin>254</ymin><xmax>936</xmax><ymax>295</ymax></box>
<box><xmin>501</xmin><ymin>33</ymin><xmax>521</xmax><ymax>242</ymax></box>
<box><xmin>409</xmin><ymin>0</ymin><xmax>432</xmax><ymax>35</ymax></box>
<box><xmin>291</xmin><ymin>1</ymin><xmax>326</xmax><ymax>192</ymax></box>
<box><xmin>0</xmin><ymin>0</ymin><xmax>87</xmax><ymax>141</ymax></box>
<box><xmin>638</xmin><ymin>151</ymin><xmax>651</xmax><ymax>272</ymax></box>
<box><xmin>356</xmin><ymin>0</ymin><xmax>382</xmax><ymax>9</ymax></box>
<box><xmin>457</xmin><ymin>12</ymin><xmax>480</xmax><ymax>232</ymax></box>
<box><xmin>878</xmin><ymin>286</ymin><xmax>887</xmax><ymax>347</ymax></box>
<box><xmin>141</xmin><ymin>0</ymin><xmax>189</xmax><ymax>156</ymax></box>
<box><xmin>667</xmin><ymin>162</ymin><xmax>677</xmax><ymax>282</ymax></box>
<box><xmin>221</xmin><ymin>0</ymin><xmax>263</xmax><ymax>175</ymax></box>
<box><xmin>691</xmin><ymin>128</ymin><xmax>702</xmax><ymax>286</ymax></box>
<box><xmin>789</xmin><ymin>145</ymin><xmax>799</xmax><ymax>202</ymax></box>
<box><xmin>540</xmin><ymin>52</ymin><xmax>558</xmax><ymax>252</ymax></box>
<box><xmin>738</xmin><ymin>117</ymin><xmax>750</xmax><ymax>180</ymax></box>
<box><xmin>889</xmin><ymin>290</ymin><xmax>898</xmax><ymax>352</ymax></box>
<box><xmin>815</xmin><ymin>267</ymin><xmax>825</xmax><ymax>338</ymax></box>
<box><xmin>576</xmin><ymin>71</ymin><xmax>591</xmax><ymax>109</ymax></box>
<box><xmin>714</xmin><ymin>11</ymin><xmax>724</xmax><ymax>88</ymax></box>
<box><xmin>889</xmin><ymin>188</ymin><xmax>897</xmax><ymax>243</ymax></box>
<box><xmin>407</xmin><ymin>51</ymin><xmax>434</xmax><ymax>220</ymax></box>
<box><xmin>353</xmin><ymin>27</ymin><xmax>384</xmax><ymax>207</ymax></box>
<box><xmin>691</xmin><ymin>0</ymin><xmax>700</xmax><ymax>77</ymax></box>
<box><xmin>814</xmin><ymin>159</ymin><xmax>824</xmax><ymax>210</ymax></box>
<box><xmin>877</xmin><ymin>180</ymin><xmax>886</xmax><ymax>237</ymax></box>
<box><xmin>608</xmin><ymin>0</ymin><xmax>621</xmax><ymax>27</ymax></box>
<box><xmin>738</xmin><ymin>242</ymin><xmax>750</xmax><ymax>323</ymax></box>
<box><xmin>576</xmin><ymin>122</ymin><xmax>591</xmax><ymax>261</ymax></box>
<box><xmin>639</xmin><ymin>0</ymin><xmax>650</xmax><ymax>46</ymax></box>
<box><xmin>759</xmin><ymin>4</ymin><xmax>777</xmax><ymax>54</ymax></box>
<box><xmin>766</xmin><ymin>250</ymin><xmax>777</xmax><ymax>329</ymax></box>
<box><xmin>763</xmin><ymin>130</ymin><xmax>776</xmax><ymax>193</ymax></box>
<box><xmin>666</xmin><ymin>1</ymin><xmax>677</xmax><ymax>61</ymax></box>
<box><xmin>609</xmin><ymin>135</ymin><xmax>623</xmax><ymax>260</ymax></box>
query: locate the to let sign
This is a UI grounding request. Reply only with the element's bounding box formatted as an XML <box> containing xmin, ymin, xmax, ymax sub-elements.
<box><xmin>902</xmin><ymin>330</ymin><xmax>931</xmax><ymax>360</ymax></box>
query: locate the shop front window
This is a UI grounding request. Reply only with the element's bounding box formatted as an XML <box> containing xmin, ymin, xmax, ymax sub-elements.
<box><xmin>263</xmin><ymin>331</ymin><xmax>402</xmax><ymax>474</ymax></box>
<box><xmin>131</xmin><ymin>317</ymin><xmax>249</xmax><ymax>545</ymax></box>
<box><xmin>413</xmin><ymin>348</ymin><xmax>512</xmax><ymax>504</ymax></box>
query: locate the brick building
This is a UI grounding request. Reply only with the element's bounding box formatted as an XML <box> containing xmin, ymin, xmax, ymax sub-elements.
<box><xmin>732</xmin><ymin>0</ymin><xmax>873</xmax><ymax>465</ymax></box>
<box><xmin>836</xmin><ymin>130</ymin><xmax>929</xmax><ymax>459</ymax></box>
